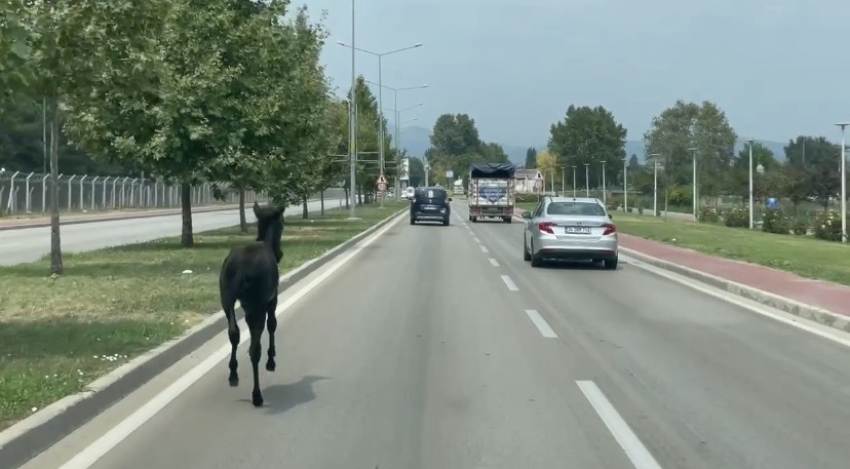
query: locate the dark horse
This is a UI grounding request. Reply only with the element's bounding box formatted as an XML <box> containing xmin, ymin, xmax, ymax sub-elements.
<box><xmin>219</xmin><ymin>201</ymin><xmax>284</xmax><ymax>407</ymax></box>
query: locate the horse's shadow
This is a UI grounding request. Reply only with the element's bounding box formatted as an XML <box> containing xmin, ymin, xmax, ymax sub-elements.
<box><xmin>237</xmin><ymin>375</ymin><xmax>330</xmax><ymax>415</ymax></box>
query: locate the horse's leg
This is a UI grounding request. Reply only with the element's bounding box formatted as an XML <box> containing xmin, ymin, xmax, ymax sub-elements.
<box><xmin>247</xmin><ymin>313</ymin><xmax>266</xmax><ymax>407</ymax></box>
<box><xmin>265</xmin><ymin>294</ymin><xmax>278</xmax><ymax>372</ymax></box>
<box><xmin>221</xmin><ymin>292</ymin><xmax>240</xmax><ymax>387</ymax></box>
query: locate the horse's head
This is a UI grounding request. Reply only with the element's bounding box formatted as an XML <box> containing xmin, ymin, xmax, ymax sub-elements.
<box><xmin>254</xmin><ymin>201</ymin><xmax>285</xmax><ymax>263</ymax></box>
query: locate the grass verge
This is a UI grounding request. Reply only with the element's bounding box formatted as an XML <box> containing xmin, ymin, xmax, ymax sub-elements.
<box><xmin>0</xmin><ymin>201</ymin><xmax>406</xmax><ymax>430</ymax></box>
<box><xmin>613</xmin><ymin>212</ymin><xmax>850</xmax><ymax>286</ymax></box>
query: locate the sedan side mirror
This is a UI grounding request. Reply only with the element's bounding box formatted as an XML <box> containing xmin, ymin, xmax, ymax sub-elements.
<box><xmin>521</xmin><ymin>211</ymin><xmax>532</xmax><ymax>219</ymax></box>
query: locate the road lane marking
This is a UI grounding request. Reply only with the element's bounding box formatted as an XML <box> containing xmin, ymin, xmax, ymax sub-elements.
<box><xmin>577</xmin><ymin>380</ymin><xmax>663</xmax><ymax>469</ymax></box>
<box><xmin>488</xmin><ymin>258</ymin><xmax>500</xmax><ymax>267</ymax></box>
<box><xmin>56</xmin><ymin>211</ymin><xmax>407</xmax><ymax>469</ymax></box>
<box><xmin>480</xmin><ymin>245</ymin><xmax>489</xmax><ymax>253</ymax></box>
<box><xmin>524</xmin><ymin>310</ymin><xmax>557</xmax><ymax>338</ymax></box>
<box><xmin>473</xmin><ymin>237</ymin><xmax>481</xmax><ymax>243</ymax></box>
<box><xmin>500</xmin><ymin>275</ymin><xmax>518</xmax><ymax>291</ymax></box>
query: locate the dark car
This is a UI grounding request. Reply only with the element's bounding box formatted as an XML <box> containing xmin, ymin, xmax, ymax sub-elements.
<box><xmin>410</xmin><ymin>187</ymin><xmax>452</xmax><ymax>226</ymax></box>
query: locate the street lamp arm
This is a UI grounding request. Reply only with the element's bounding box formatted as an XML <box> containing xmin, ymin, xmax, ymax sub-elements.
<box><xmin>337</xmin><ymin>41</ymin><xmax>423</xmax><ymax>57</ymax></box>
<box><xmin>336</xmin><ymin>41</ymin><xmax>379</xmax><ymax>56</ymax></box>
<box><xmin>382</xmin><ymin>43</ymin><xmax>424</xmax><ymax>56</ymax></box>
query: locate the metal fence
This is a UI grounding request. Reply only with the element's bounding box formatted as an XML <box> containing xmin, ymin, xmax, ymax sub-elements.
<box><xmin>0</xmin><ymin>171</ymin><xmax>266</xmax><ymax>215</ymax></box>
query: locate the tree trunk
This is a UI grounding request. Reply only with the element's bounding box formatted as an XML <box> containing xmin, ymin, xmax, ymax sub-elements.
<box><xmin>302</xmin><ymin>196</ymin><xmax>308</xmax><ymax>219</ymax></box>
<box><xmin>238</xmin><ymin>187</ymin><xmax>247</xmax><ymax>233</ymax></box>
<box><xmin>48</xmin><ymin>96</ymin><xmax>63</xmax><ymax>275</ymax></box>
<box><xmin>180</xmin><ymin>182</ymin><xmax>193</xmax><ymax>247</ymax></box>
<box><xmin>344</xmin><ymin>187</ymin><xmax>349</xmax><ymax>208</ymax></box>
<box><xmin>320</xmin><ymin>189</ymin><xmax>325</xmax><ymax>216</ymax></box>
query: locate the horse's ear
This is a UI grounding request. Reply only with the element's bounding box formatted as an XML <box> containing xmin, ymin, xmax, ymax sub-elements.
<box><xmin>253</xmin><ymin>201</ymin><xmax>262</xmax><ymax>218</ymax></box>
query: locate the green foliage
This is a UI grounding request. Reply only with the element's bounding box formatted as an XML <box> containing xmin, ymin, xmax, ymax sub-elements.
<box><xmin>721</xmin><ymin>206</ymin><xmax>749</xmax><ymax>228</ymax></box>
<box><xmin>761</xmin><ymin>208</ymin><xmax>790</xmax><ymax>235</ymax></box>
<box><xmin>524</xmin><ymin>147</ymin><xmax>537</xmax><ymax>168</ymax></box>
<box><xmin>667</xmin><ymin>185</ymin><xmax>692</xmax><ymax>207</ymax></box>
<box><xmin>698</xmin><ymin>206</ymin><xmax>720</xmax><ymax>223</ymax></box>
<box><xmin>813</xmin><ymin>211</ymin><xmax>843</xmax><ymax>242</ymax></box>
<box><xmin>425</xmin><ymin>113</ymin><xmax>509</xmax><ymax>185</ymax></box>
<box><xmin>547</xmin><ymin>105</ymin><xmax>627</xmax><ymax>191</ymax></box>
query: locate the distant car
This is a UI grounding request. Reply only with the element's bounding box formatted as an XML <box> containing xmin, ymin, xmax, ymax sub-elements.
<box><xmin>404</xmin><ymin>187</ymin><xmax>415</xmax><ymax>199</ymax></box>
<box><xmin>520</xmin><ymin>196</ymin><xmax>618</xmax><ymax>269</ymax></box>
<box><xmin>410</xmin><ymin>187</ymin><xmax>452</xmax><ymax>226</ymax></box>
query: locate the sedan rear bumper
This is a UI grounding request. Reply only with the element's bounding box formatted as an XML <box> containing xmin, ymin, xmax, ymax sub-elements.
<box><xmin>534</xmin><ymin>236</ymin><xmax>618</xmax><ymax>260</ymax></box>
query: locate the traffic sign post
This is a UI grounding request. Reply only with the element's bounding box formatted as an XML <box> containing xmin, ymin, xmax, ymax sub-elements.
<box><xmin>376</xmin><ymin>174</ymin><xmax>388</xmax><ymax>206</ymax></box>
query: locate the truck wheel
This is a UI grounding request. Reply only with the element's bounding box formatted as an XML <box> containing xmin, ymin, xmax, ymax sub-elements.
<box><xmin>503</xmin><ymin>216</ymin><xmax>511</xmax><ymax>223</ymax></box>
<box><xmin>471</xmin><ymin>216</ymin><xmax>478</xmax><ymax>223</ymax></box>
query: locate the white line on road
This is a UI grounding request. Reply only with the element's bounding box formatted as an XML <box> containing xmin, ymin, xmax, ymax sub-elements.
<box><xmin>577</xmin><ymin>380</ymin><xmax>663</xmax><ymax>469</ymax></box>
<box><xmin>524</xmin><ymin>310</ymin><xmax>557</xmax><ymax>338</ymax></box>
<box><xmin>480</xmin><ymin>245</ymin><xmax>489</xmax><ymax>253</ymax></box>
<box><xmin>473</xmin><ymin>237</ymin><xmax>481</xmax><ymax>243</ymax></box>
<box><xmin>56</xmin><ymin>212</ymin><xmax>407</xmax><ymax>469</ymax></box>
<box><xmin>488</xmin><ymin>258</ymin><xmax>500</xmax><ymax>267</ymax></box>
<box><xmin>500</xmin><ymin>275</ymin><xmax>518</xmax><ymax>291</ymax></box>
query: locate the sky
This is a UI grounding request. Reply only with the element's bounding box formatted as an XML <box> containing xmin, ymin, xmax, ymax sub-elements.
<box><xmin>295</xmin><ymin>0</ymin><xmax>850</xmax><ymax>148</ymax></box>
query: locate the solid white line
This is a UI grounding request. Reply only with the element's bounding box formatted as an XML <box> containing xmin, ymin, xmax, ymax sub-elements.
<box><xmin>577</xmin><ymin>380</ymin><xmax>663</xmax><ymax>469</ymax></box>
<box><xmin>480</xmin><ymin>245</ymin><xmax>489</xmax><ymax>253</ymax></box>
<box><xmin>621</xmin><ymin>254</ymin><xmax>850</xmax><ymax>349</ymax></box>
<box><xmin>57</xmin><ymin>213</ymin><xmax>406</xmax><ymax>469</ymax></box>
<box><xmin>524</xmin><ymin>310</ymin><xmax>558</xmax><ymax>338</ymax></box>
<box><xmin>500</xmin><ymin>275</ymin><xmax>518</xmax><ymax>291</ymax></box>
<box><xmin>488</xmin><ymin>258</ymin><xmax>500</xmax><ymax>267</ymax></box>
<box><xmin>473</xmin><ymin>237</ymin><xmax>481</xmax><ymax>243</ymax></box>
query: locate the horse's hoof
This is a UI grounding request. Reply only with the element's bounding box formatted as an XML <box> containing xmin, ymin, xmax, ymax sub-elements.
<box><xmin>252</xmin><ymin>390</ymin><xmax>264</xmax><ymax>407</ymax></box>
<box><xmin>266</xmin><ymin>360</ymin><xmax>276</xmax><ymax>372</ymax></box>
<box><xmin>228</xmin><ymin>376</ymin><xmax>239</xmax><ymax>387</ymax></box>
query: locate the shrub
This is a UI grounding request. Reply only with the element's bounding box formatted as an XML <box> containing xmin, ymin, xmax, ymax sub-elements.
<box><xmin>761</xmin><ymin>208</ymin><xmax>790</xmax><ymax>235</ymax></box>
<box><xmin>668</xmin><ymin>185</ymin><xmax>692</xmax><ymax>207</ymax></box>
<box><xmin>606</xmin><ymin>194</ymin><xmax>622</xmax><ymax>210</ymax></box>
<box><xmin>514</xmin><ymin>193</ymin><xmax>539</xmax><ymax>203</ymax></box>
<box><xmin>698</xmin><ymin>206</ymin><xmax>720</xmax><ymax>223</ymax></box>
<box><xmin>722</xmin><ymin>206</ymin><xmax>748</xmax><ymax>228</ymax></box>
<box><xmin>637</xmin><ymin>205</ymin><xmax>644</xmax><ymax>215</ymax></box>
<box><xmin>813</xmin><ymin>211</ymin><xmax>843</xmax><ymax>242</ymax></box>
<box><xmin>791</xmin><ymin>219</ymin><xmax>809</xmax><ymax>236</ymax></box>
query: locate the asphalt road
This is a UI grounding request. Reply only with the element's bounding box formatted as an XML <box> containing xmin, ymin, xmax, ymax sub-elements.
<box><xmin>0</xmin><ymin>197</ymin><xmax>345</xmax><ymax>266</ymax></box>
<box><xmin>27</xmin><ymin>203</ymin><xmax>850</xmax><ymax>469</ymax></box>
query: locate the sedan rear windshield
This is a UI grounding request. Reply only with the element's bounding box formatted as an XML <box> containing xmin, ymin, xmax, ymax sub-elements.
<box><xmin>416</xmin><ymin>188</ymin><xmax>447</xmax><ymax>200</ymax></box>
<box><xmin>546</xmin><ymin>201</ymin><xmax>606</xmax><ymax>216</ymax></box>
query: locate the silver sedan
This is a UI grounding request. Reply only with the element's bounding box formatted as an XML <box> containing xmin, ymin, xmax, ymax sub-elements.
<box><xmin>520</xmin><ymin>196</ymin><xmax>618</xmax><ymax>269</ymax></box>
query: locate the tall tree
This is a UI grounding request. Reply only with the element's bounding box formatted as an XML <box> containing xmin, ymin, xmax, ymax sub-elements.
<box><xmin>525</xmin><ymin>147</ymin><xmax>538</xmax><ymax>168</ymax></box>
<box><xmin>548</xmin><ymin>105</ymin><xmax>627</xmax><ymax>190</ymax></box>
<box><xmin>480</xmin><ymin>142</ymin><xmax>509</xmax><ymax>163</ymax></box>
<box><xmin>408</xmin><ymin>156</ymin><xmax>425</xmax><ymax>187</ymax></box>
<box><xmin>536</xmin><ymin>151</ymin><xmax>558</xmax><ymax>190</ymax></box>
<box><xmin>628</xmin><ymin>154</ymin><xmax>640</xmax><ymax>169</ymax></box>
<box><xmin>642</xmin><ymin>100</ymin><xmax>737</xmax><ymax>197</ymax></box>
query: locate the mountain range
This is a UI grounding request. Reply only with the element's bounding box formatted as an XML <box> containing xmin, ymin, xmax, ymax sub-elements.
<box><xmin>390</xmin><ymin>124</ymin><xmax>790</xmax><ymax>166</ymax></box>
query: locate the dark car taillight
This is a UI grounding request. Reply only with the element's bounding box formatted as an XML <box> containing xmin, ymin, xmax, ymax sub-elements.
<box><xmin>538</xmin><ymin>221</ymin><xmax>556</xmax><ymax>234</ymax></box>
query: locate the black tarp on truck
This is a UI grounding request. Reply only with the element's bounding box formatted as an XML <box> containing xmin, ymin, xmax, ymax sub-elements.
<box><xmin>468</xmin><ymin>163</ymin><xmax>516</xmax><ymax>179</ymax></box>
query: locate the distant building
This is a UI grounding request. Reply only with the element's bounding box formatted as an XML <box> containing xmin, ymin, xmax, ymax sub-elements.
<box><xmin>513</xmin><ymin>168</ymin><xmax>543</xmax><ymax>194</ymax></box>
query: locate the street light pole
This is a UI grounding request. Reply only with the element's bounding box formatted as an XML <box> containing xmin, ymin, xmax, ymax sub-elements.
<box><xmin>572</xmin><ymin>166</ymin><xmax>576</xmax><ymax>197</ymax></box>
<box><xmin>600</xmin><ymin>160</ymin><xmax>607</xmax><ymax>204</ymax></box>
<box><xmin>623</xmin><ymin>157</ymin><xmax>628</xmax><ymax>212</ymax></box>
<box><xmin>837</xmin><ymin>123</ymin><xmax>850</xmax><ymax>243</ymax></box>
<box><xmin>650</xmin><ymin>153</ymin><xmax>661</xmax><ymax>217</ymax></box>
<box><xmin>584</xmin><ymin>163</ymin><xmax>590</xmax><ymax>197</ymax></box>
<box><xmin>337</xmin><ymin>41</ymin><xmax>423</xmax><ymax>208</ymax></box>
<box><xmin>688</xmin><ymin>147</ymin><xmax>698</xmax><ymax>222</ymax></box>
<box><xmin>748</xmin><ymin>139</ymin><xmax>754</xmax><ymax>229</ymax></box>
<box><xmin>347</xmin><ymin>0</ymin><xmax>357</xmax><ymax>219</ymax></box>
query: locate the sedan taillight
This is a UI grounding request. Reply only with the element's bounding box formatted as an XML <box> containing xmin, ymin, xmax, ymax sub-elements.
<box><xmin>602</xmin><ymin>223</ymin><xmax>616</xmax><ymax>236</ymax></box>
<box><xmin>538</xmin><ymin>221</ymin><xmax>556</xmax><ymax>234</ymax></box>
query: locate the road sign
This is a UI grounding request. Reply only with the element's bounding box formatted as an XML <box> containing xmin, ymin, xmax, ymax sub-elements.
<box><xmin>376</xmin><ymin>174</ymin><xmax>388</xmax><ymax>185</ymax></box>
<box><xmin>446</xmin><ymin>170</ymin><xmax>454</xmax><ymax>178</ymax></box>
<box><xmin>377</xmin><ymin>182</ymin><xmax>388</xmax><ymax>192</ymax></box>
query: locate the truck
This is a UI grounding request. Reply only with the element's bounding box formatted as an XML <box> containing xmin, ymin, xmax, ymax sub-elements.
<box><xmin>467</xmin><ymin>162</ymin><xmax>516</xmax><ymax>223</ymax></box>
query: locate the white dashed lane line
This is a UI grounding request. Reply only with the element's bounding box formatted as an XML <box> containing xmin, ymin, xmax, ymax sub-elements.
<box><xmin>480</xmin><ymin>245</ymin><xmax>489</xmax><ymax>253</ymax></box>
<box><xmin>488</xmin><ymin>258</ymin><xmax>500</xmax><ymax>267</ymax></box>
<box><xmin>524</xmin><ymin>310</ymin><xmax>558</xmax><ymax>338</ymax></box>
<box><xmin>500</xmin><ymin>275</ymin><xmax>518</xmax><ymax>291</ymax></box>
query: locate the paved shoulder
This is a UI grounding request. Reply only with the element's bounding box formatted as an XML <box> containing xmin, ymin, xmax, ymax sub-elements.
<box><xmin>0</xmin><ymin>199</ymin><xmax>343</xmax><ymax>266</ymax></box>
<box><xmin>464</xmin><ymin>203</ymin><xmax>850</xmax><ymax>469</ymax></box>
<box><xmin>74</xmin><ymin>211</ymin><xmax>634</xmax><ymax>469</ymax></box>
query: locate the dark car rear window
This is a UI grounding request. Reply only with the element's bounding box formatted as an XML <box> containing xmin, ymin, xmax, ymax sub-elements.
<box><xmin>415</xmin><ymin>188</ymin><xmax>447</xmax><ymax>200</ymax></box>
<box><xmin>546</xmin><ymin>201</ymin><xmax>605</xmax><ymax>216</ymax></box>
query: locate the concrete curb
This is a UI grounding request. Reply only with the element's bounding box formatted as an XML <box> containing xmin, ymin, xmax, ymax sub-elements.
<box><xmin>0</xmin><ymin>206</ymin><xmax>408</xmax><ymax>469</ymax></box>
<box><xmin>620</xmin><ymin>247</ymin><xmax>850</xmax><ymax>334</ymax></box>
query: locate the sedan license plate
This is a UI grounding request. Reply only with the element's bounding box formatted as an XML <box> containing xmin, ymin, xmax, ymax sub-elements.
<box><xmin>564</xmin><ymin>226</ymin><xmax>591</xmax><ymax>235</ymax></box>
<box><xmin>423</xmin><ymin>204</ymin><xmax>439</xmax><ymax>211</ymax></box>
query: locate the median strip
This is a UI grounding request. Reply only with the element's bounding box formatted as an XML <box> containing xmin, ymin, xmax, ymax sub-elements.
<box><xmin>0</xmin><ymin>201</ymin><xmax>405</xmax><ymax>431</ymax></box>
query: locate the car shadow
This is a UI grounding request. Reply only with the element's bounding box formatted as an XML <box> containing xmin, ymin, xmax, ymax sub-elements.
<box><xmin>538</xmin><ymin>259</ymin><xmax>620</xmax><ymax>271</ymax></box>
